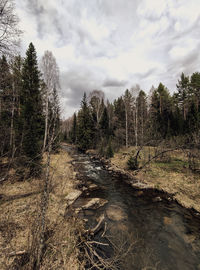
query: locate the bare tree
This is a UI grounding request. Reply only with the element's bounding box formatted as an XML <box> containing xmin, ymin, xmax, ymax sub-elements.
<box><xmin>0</xmin><ymin>0</ymin><xmax>22</xmax><ymax>55</ymax></box>
<box><xmin>123</xmin><ymin>89</ymin><xmax>133</xmax><ymax>148</ymax></box>
<box><xmin>40</xmin><ymin>51</ymin><xmax>60</xmax><ymax>152</ymax></box>
<box><xmin>88</xmin><ymin>90</ymin><xmax>105</xmax><ymax>124</ymax></box>
<box><xmin>131</xmin><ymin>85</ymin><xmax>140</xmax><ymax>147</ymax></box>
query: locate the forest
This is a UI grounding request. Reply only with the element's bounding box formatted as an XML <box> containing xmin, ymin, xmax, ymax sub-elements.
<box><xmin>1</xmin><ymin>0</ymin><xmax>200</xmax><ymax>269</ymax></box>
<box><xmin>64</xmin><ymin>75</ymin><xmax>200</xmax><ymax>170</ymax></box>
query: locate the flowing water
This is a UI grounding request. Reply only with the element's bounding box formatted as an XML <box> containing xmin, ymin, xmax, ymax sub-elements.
<box><xmin>64</xmin><ymin>145</ymin><xmax>200</xmax><ymax>270</ymax></box>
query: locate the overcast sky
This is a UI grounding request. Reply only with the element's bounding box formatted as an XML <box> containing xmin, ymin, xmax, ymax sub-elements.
<box><xmin>15</xmin><ymin>0</ymin><xmax>200</xmax><ymax>118</ymax></box>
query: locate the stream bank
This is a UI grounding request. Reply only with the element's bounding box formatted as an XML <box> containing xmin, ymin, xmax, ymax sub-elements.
<box><xmin>64</xmin><ymin>144</ymin><xmax>200</xmax><ymax>270</ymax></box>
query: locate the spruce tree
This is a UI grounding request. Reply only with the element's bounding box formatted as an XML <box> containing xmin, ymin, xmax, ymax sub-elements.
<box><xmin>0</xmin><ymin>55</ymin><xmax>12</xmax><ymax>155</ymax></box>
<box><xmin>71</xmin><ymin>113</ymin><xmax>77</xmax><ymax>144</ymax></box>
<box><xmin>77</xmin><ymin>93</ymin><xmax>94</xmax><ymax>151</ymax></box>
<box><xmin>21</xmin><ymin>43</ymin><xmax>44</xmax><ymax>175</ymax></box>
<box><xmin>100</xmin><ymin>107</ymin><xmax>109</xmax><ymax>138</ymax></box>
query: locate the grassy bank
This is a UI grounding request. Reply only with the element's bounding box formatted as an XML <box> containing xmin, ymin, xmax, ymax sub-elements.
<box><xmin>0</xmin><ymin>149</ymin><xmax>83</xmax><ymax>269</ymax></box>
<box><xmin>111</xmin><ymin>146</ymin><xmax>200</xmax><ymax>212</ymax></box>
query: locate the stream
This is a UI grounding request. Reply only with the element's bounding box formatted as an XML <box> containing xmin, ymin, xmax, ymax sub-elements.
<box><xmin>64</xmin><ymin>145</ymin><xmax>200</xmax><ymax>270</ymax></box>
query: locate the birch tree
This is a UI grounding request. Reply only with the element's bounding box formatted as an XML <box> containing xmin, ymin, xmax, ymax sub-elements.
<box><xmin>0</xmin><ymin>0</ymin><xmax>22</xmax><ymax>55</ymax></box>
<box><xmin>131</xmin><ymin>85</ymin><xmax>140</xmax><ymax>147</ymax></box>
<box><xmin>88</xmin><ymin>90</ymin><xmax>105</xmax><ymax>124</ymax></box>
<box><xmin>123</xmin><ymin>89</ymin><xmax>133</xmax><ymax>148</ymax></box>
<box><xmin>40</xmin><ymin>50</ymin><xmax>60</xmax><ymax>152</ymax></box>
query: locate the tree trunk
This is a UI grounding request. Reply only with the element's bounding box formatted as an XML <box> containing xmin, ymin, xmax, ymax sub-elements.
<box><xmin>10</xmin><ymin>82</ymin><xmax>15</xmax><ymax>159</ymax></box>
<box><xmin>43</xmin><ymin>95</ymin><xmax>48</xmax><ymax>153</ymax></box>
<box><xmin>135</xmin><ymin>103</ymin><xmax>138</xmax><ymax>147</ymax></box>
<box><xmin>125</xmin><ymin>109</ymin><xmax>128</xmax><ymax>148</ymax></box>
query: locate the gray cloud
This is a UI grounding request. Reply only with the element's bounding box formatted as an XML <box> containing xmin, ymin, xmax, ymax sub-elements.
<box><xmin>103</xmin><ymin>78</ymin><xmax>127</xmax><ymax>87</ymax></box>
<box><xmin>16</xmin><ymin>0</ymin><xmax>200</xmax><ymax>118</ymax></box>
<box><xmin>60</xmin><ymin>68</ymin><xmax>103</xmax><ymax>108</ymax></box>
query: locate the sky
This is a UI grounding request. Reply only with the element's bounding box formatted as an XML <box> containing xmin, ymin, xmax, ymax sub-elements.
<box><xmin>15</xmin><ymin>0</ymin><xmax>200</xmax><ymax>119</ymax></box>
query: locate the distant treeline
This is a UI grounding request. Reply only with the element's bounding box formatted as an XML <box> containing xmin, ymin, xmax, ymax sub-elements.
<box><xmin>63</xmin><ymin>72</ymin><xmax>200</xmax><ymax>156</ymax></box>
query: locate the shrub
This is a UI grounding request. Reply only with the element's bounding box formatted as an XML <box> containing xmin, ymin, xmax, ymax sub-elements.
<box><xmin>127</xmin><ymin>154</ymin><xmax>138</xmax><ymax>170</ymax></box>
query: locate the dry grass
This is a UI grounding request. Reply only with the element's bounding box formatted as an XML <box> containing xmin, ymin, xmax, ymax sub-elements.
<box><xmin>0</xmin><ymin>149</ymin><xmax>83</xmax><ymax>270</ymax></box>
<box><xmin>111</xmin><ymin>146</ymin><xmax>200</xmax><ymax>212</ymax></box>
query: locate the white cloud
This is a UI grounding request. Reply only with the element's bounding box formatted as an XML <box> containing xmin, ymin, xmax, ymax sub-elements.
<box><xmin>15</xmin><ymin>0</ymin><xmax>200</xmax><ymax>118</ymax></box>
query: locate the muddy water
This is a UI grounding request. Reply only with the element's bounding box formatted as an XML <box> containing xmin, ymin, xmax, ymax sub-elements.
<box><xmin>64</xmin><ymin>146</ymin><xmax>200</xmax><ymax>270</ymax></box>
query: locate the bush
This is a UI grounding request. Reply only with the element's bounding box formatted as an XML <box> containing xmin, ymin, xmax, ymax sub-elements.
<box><xmin>127</xmin><ymin>154</ymin><xmax>138</xmax><ymax>170</ymax></box>
<box><xmin>106</xmin><ymin>141</ymin><xmax>114</xmax><ymax>158</ymax></box>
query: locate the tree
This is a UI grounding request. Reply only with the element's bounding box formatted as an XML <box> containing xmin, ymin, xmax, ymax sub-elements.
<box><xmin>190</xmin><ymin>72</ymin><xmax>200</xmax><ymax>115</ymax></box>
<box><xmin>40</xmin><ymin>50</ymin><xmax>60</xmax><ymax>152</ymax></box>
<box><xmin>99</xmin><ymin>107</ymin><xmax>109</xmax><ymax>138</ymax></box>
<box><xmin>77</xmin><ymin>93</ymin><xmax>94</xmax><ymax>151</ymax></box>
<box><xmin>176</xmin><ymin>73</ymin><xmax>190</xmax><ymax>121</ymax></box>
<box><xmin>49</xmin><ymin>86</ymin><xmax>60</xmax><ymax>152</ymax></box>
<box><xmin>0</xmin><ymin>0</ymin><xmax>22</xmax><ymax>55</ymax></box>
<box><xmin>9</xmin><ymin>55</ymin><xmax>23</xmax><ymax>158</ymax></box>
<box><xmin>21</xmin><ymin>43</ymin><xmax>44</xmax><ymax>175</ymax></box>
<box><xmin>88</xmin><ymin>90</ymin><xmax>105</xmax><ymax>124</ymax></box>
<box><xmin>137</xmin><ymin>90</ymin><xmax>148</xmax><ymax>145</ymax></box>
<box><xmin>131</xmin><ymin>85</ymin><xmax>141</xmax><ymax>147</ymax></box>
<box><xmin>123</xmin><ymin>89</ymin><xmax>133</xmax><ymax>148</ymax></box>
<box><xmin>71</xmin><ymin>113</ymin><xmax>77</xmax><ymax>144</ymax></box>
<box><xmin>0</xmin><ymin>55</ymin><xmax>12</xmax><ymax>155</ymax></box>
<box><xmin>149</xmin><ymin>83</ymin><xmax>172</xmax><ymax>139</ymax></box>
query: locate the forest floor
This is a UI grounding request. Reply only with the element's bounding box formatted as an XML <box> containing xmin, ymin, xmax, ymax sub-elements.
<box><xmin>110</xmin><ymin>146</ymin><xmax>200</xmax><ymax>212</ymax></box>
<box><xmin>0</xmin><ymin>149</ymin><xmax>84</xmax><ymax>270</ymax></box>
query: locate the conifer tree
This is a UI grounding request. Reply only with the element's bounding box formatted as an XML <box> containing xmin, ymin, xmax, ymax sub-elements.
<box><xmin>71</xmin><ymin>113</ymin><xmax>77</xmax><ymax>144</ymax></box>
<box><xmin>21</xmin><ymin>43</ymin><xmax>44</xmax><ymax>175</ymax></box>
<box><xmin>99</xmin><ymin>107</ymin><xmax>109</xmax><ymax>138</ymax></box>
<box><xmin>176</xmin><ymin>73</ymin><xmax>190</xmax><ymax>122</ymax></box>
<box><xmin>0</xmin><ymin>55</ymin><xmax>12</xmax><ymax>155</ymax></box>
<box><xmin>77</xmin><ymin>93</ymin><xmax>94</xmax><ymax>151</ymax></box>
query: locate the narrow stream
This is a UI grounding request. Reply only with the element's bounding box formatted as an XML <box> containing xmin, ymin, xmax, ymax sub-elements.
<box><xmin>64</xmin><ymin>145</ymin><xmax>200</xmax><ymax>270</ymax></box>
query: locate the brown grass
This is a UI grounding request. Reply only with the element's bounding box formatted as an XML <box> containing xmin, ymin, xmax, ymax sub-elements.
<box><xmin>111</xmin><ymin>146</ymin><xmax>200</xmax><ymax>212</ymax></box>
<box><xmin>0</xmin><ymin>149</ymin><xmax>83</xmax><ymax>270</ymax></box>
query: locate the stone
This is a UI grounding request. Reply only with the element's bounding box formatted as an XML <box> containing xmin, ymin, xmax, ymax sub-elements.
<box><xmin>152</xmin><ymin>196</ymin><xmax>162</xmax><ymax>202</ymax></box>
<box><xmin>82</xmin><ymin>198</ymin><xmax>108</xmax><ymax>210</ymax></box>
<box><xmin>88</xmin><ymin>183</ymin><xmax>98</xmax><ymax>190</ymax></box>
<box><xmin>106</xmin><ymin>204</ymin><xmax>128</xmax><ymax>221</ymax></box>
<box><xmin>65</xmin><ymin>190</ymin><xmax>82</xmax><ymax>206</ymax></box>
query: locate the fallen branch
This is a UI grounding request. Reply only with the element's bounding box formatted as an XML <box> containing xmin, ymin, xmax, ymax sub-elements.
<box><xmin>90</xmin><ymin>214</ymin><xmax>105</xmax><ymax>235</ymax></box>
<box><xmin>9</xmin><ymin>250</ymin><xmax>26</xmax><ymax>257</ymax></box>
<box><xmin>87</xmin><ymin>241</ymin><xmax>109</xmax><ymax>246</ymax></box>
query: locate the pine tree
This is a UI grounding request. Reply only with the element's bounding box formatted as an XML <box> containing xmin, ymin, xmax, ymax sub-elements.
<box><xmin>99</xmin><ymin>107</ymin><xmax>109</xmax><ymax>138</ymax></box>
<box><xmin>21</xmin><ymin>43</ymin><xmax>44</xmax><ymax>175</ymax></box>
<box><xmin>137</xmin><ymin>90</ymin><xmax>148</xmax><ymax>145</ymax></box>
<box><xmin>149</xmin><ymin>83</ymin><xmax>172</xmax><ymax>139</ymax></box>
<box><xmin>77</xmin><ymin>93</ymin><xmax>94</xmax><ymax>151</ymax></box>
<box><xmin>71</xmin><ymin>113</ymin><xmax>77</xmax><ymax>144</ymax></box>
<box><xmin>176</xmin><ymin>73</ymin><xmax>190</xmax><ymax>122</ymax></box>
<box><xmin>0</xmin><ymin>55</ymin><xmax>12</xmax><ymax>155</ymax></box>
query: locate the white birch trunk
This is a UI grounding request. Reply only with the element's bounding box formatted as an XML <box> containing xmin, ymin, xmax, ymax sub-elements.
<box><xmin>43</xmin><ymin>94</ymin><xmax>48</xmax><ymax>153</ymax></box>
<box><xmin>135</xmin><ymin>102</ymin><xmax>138</xmax><ymax>147</ymax></box>
<box><xmin>125</xmin><ymin>109</ymin><xmax>128</xmax><ymax>148</ymax></box>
